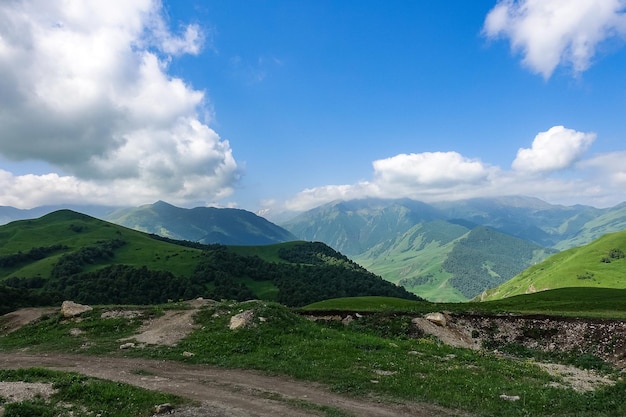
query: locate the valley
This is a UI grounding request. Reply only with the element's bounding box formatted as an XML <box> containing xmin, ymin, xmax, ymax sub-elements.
<box><xmin>1</xmin><ymin>198</ymin><xmax>626</xmax><ymax>416</ymax></box>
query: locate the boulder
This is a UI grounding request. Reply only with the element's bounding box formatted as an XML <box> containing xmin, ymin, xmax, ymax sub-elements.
<box><xmin>425</xmin><ymin>312</ymin><xmax>447</xmax><ymax>327</ymax></box>
<box><xmin>229</xmin><ymin>310</ymin><xmax>254</xmax><ymax>330</ymax></box>
<box><xmin>60</xmin><ymin>301</ymin><xmax>93</xmax><ymax>318</ymax></box>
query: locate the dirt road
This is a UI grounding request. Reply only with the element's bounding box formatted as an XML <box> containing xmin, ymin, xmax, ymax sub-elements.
<box><xmin>0</xmin><ymin>352</ymin><xmax>469</xmax><ymax>417</ymax></box>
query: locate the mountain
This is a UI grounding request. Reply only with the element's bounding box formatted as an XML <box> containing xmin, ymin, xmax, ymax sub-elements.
<box><xmin>354</xmin><ymin>222</ymin><xmax>555</xmax><ymax>302</ymax></box>
<box><xmin>282</xmin><ymin>196</ymin><xmax>626</xmax><ymax>301</ymax></box>
<box><xmin>480</xmin><ymin>229</ymin><xmax>626</xmax><ymax>301</ymax></box>
<box><xmin>0</xmin><ymin>204</ymin><xmax>121</xmax><ymax>225</ymax></box>
<box><xmin>0</xmin><ymin>210</ymin><xmax>418</xmax><ymax>314</ymax></box>
<box><xmin>281</xmin><ymin>198</ymin><xmax>441</xmax><ymax>256</ymax></box>
<box><xmin>105</xmin><ymin>201</ymin><xmax>297</xmax><ymax>245</ymax></box>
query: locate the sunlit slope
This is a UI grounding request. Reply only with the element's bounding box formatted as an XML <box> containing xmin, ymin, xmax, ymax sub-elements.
<box><xmin>354</xmin><ymin>221</ymin><xmax>468</xmax><ymax>302</ymax></box>
<box><xmin>355</xmin><ymin>223</ymin><xmax>554</xmax><ymax>302</ymax></box>
<box><xmin>0</xmin><ymin>209</ymin><xmax>202</xmax><ymax>281</ymax></box>
<box><xmin>480</xmin><ymin>229</ymin><xmax>626</xmax><ymax>301</ymax></box>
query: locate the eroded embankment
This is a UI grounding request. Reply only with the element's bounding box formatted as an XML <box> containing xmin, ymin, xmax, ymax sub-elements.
<box><xmin>305</xmin><ymin>311</ymin><xmax>626</xmax><ymax>369</ymax></box>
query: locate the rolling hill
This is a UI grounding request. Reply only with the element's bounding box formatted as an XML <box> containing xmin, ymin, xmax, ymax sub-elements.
<box><xmin>0</xmin><ymin>210</ymin><xmax>418</xmax><ymax>314</ymax></box>
<box><xmin>281</xmin><ymin>196</ymin><xmax>626</xmax><ymax>301</ymax></box>
<box><xmin>105</xmin><ymin>201</ymin><xmax>297</xmax><ymax>245</ymax></box>
<box><xmin>479</xmin><ymin>229</ymin><xmax>626</xmax><ymax>301</ymax></box>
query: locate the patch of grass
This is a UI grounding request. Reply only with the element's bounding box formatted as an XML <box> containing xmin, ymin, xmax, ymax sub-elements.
<box><xmin>302</xmin><ymin>288</ymin><xmax>626</xmax><ymax>320</ymax></box>
<box><xmin>129</xmin><ymin>301</ymin><xmax>626</xmax><ymax>417</ymax></box>
<box><xmin>0</xmin><ymin>307</ymin><xmax>148</xmax><ymax>353</ymax></box>
<box><xmin>0</xmin><ymin>368</ymin><xmax>186</xmax><ymax>417</ymax></box>
<box><xmin>4</xmin><ymin>300</ymin><xmax>626</xmax><ymax>416</ymax></box>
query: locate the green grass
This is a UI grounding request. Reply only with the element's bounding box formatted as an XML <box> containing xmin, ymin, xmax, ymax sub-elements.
<box><xmin>142</xmin><ymin>301</ymin><xmax>626</xmax><ymax>417</ymax></box>
<box><xmin>241</xmin><ymin>278</ymin><xmax>279</xmax><ymax>301</ymax></box>
<box><xmin>0</xmin><ymin>306</ymin><xmax>162</xmax><ymax>354</ymax></box>
<box><xmin>0</xmin><ymin>368</ymin><xmax>186</xmax><ymax>417</ymax></box>
<box><xmin>482</xmin><ymin>230</ymin><xmax>626</xmax><ymax>301</ymax></box>
<box><xmin>301</xmin><ymin>288</ymin><xmax>626</xmax><ymax>320</ymax></box>
<box><xmin>3</xmin><ymin>300</ymin><xmax>626</xmax><ymax>416</ymax></box>
<box><xmin>0</xmin><ymin>210</ymin><xmax>202</xmax><ymax>282</ymax></box>
<box><xmin>303</xmin><ymin>296</ymin><xmax>425</xmax><ymax>311</ymax></box>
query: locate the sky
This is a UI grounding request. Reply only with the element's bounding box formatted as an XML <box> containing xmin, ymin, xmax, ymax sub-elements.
<box><xmin>1</xmin><ymin>0</ymin><xmax>626</xmax><ymax>220</ymax></box>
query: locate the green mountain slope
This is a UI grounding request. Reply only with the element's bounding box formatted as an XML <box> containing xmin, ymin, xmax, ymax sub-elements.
<box><xmin>281</xmin><ymin>198</ymin><xmax>440</xmax><ymax>256</ymax></box>
<box><xmin>355</xmin><ymin>223</ymin><xmax>555</xmax><ymax>302</ymax></box>
<box><xmin>0</xmin><ymin>210</ymin><xmax>419</xmax><ymax>313</ymax></box>
<box><xmin>282</xmin><ymin>197</ymin><xmax>626</xmax><ymax>302</ymax></box>
<box><xmin>106</xmin><ymin>201</ymin><xmax>296</xmax><ymax>245</ymax></box>
<box><xmin>480</xmin><ymin>229</ymin><xmax>626</xmax><ymax>301</ymax></box>
<box><xmin>0</xmin><ymin>209</ymin><xmax>202</xmax><ymax>279</ymax></box>
<box><xmin>354</xmin><ymin>220</ymin><xmax>469</xmax><ymax>302</ymax></box>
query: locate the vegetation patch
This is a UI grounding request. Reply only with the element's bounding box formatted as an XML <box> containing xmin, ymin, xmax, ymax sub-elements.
<box><xmin>0</xmin><ymin>368</ymin><xmax>185</xmax><ymax>417</ymax></box>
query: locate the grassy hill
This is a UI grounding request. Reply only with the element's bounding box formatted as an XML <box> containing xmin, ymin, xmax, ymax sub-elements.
<box><xmin>0</xmin><ymin>210</ymin><xmax>419</xmax><ymax>313</ymax></box>
<box><xmin>0</xmin><ymin>209</ymin><xmax>202</xmax><ymax>279</ymax></box>
<box><xmin>480</xmin><ymin>229</ymin><xmax>626</xmax><ymax>301</ymax></box>
<box><xmin>303</xmin><ymin>287</ymin><xmax>626</xmax><ymax>319</ymax></box>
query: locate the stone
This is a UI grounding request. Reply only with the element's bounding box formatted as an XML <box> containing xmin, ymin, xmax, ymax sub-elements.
<box><xmin>119</xmin><ymin>342</ymin><xmax>135</xmax><ymax>350</ymax></box>
<box><xmin>154</xmin><ymin>403</ymin><xmax>174</xmax><ymax>414</ymax></box>
<box><xmin>499</xmin><ymin>394</ymin><xmax>521</xmax><ymax>401</ymax></box>
<box><xmin>60</xmin><ymin>301</ymin><xmax>93</xmax><ymax>318</ymax></box>
<box><xmin>229</xmin><ymin>310</ymin><xmax>254</xmax><ymax>330</ymax></box>
<box><xmin>182</xmin><ymin>351</ymin><xmax>195</xmax><ymax>357</ymax></box>
<box><xmin>424</xmin><ymin>312</ymin><xmax>447</xmax><ymax>327</ymax></box>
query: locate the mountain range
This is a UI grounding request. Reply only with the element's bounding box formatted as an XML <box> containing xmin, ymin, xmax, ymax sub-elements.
<box><xmin>280</xmin><ymin>196</ymin><xmax>626</xmax><ymax>301</ymax></box>
<box><xmin>2</xmin><ymin>196</ymin><xmax>626</xmax><ymax>302</ymax></box>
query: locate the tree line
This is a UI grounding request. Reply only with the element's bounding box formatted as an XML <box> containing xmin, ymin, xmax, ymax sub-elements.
<box><xmin>2</xmin><ymin>240</ymin><xmax>420</xmax><ymax>312</ymax></box>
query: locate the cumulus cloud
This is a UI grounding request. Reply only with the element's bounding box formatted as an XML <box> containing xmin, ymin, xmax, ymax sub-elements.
<box><xmin>284</xmin><ymin>152</ymin><xmax>498</xmax><ymax>212</ymax></box>
<box><xmin>0</xmin><ymin>0</ymin><xmax>239</xmax><ymax>208</ymax></box>
<box><xmin>281</xmin><ymin>125</ymin><xmax>622</xmax><ymax>214</ymax></box>
<box><xmin>483</xmin><ymin>0</ymin><xmax>626</xmax><ymax>78</ymax></box>
<box><xmin>512</xmin><ymin>126</ymin><xmax>596</xmax><ymax>173</ymax></box>
<box><xmin>373</xmin><ymin>152</ymin><xmax>490</xmax><ymax>187</ymax></box>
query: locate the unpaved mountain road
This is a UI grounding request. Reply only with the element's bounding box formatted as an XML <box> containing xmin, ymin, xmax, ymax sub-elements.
<box><xmin>0</xmin><ymin>352</ymin><xmax>470</xmax><ymax>417</ymax></box>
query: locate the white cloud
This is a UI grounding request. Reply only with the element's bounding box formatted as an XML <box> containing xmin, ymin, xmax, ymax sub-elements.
<box><xmin>0</xmin><ymin>0</ymin><xmax>239</xmax><ymax>208</ymax></box>
<box><xmin>373</xmin><ymin>152</ymin><xmax>490</xmax><ymax>187</ymax></box>
<box><xmin>281</xmin><ymin>126</ymin><xmax>623</xmax><ymax>214</ymax></box>
<box><xmin>484</xmin><ymin>0</ymin><xmax>626</xmax><ymax>78</ymax></box>
<box><xmin>512</xmin><ymin>126</ymin><xmax>596</xmax><ymax>173</ymax></box>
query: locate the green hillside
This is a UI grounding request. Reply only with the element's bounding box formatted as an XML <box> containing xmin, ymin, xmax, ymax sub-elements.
<box><xmin>354</xmin><ymin>220</ymin><xmax>468</xmax><ymax>302</ymax></box>
<box><xmin>355</xmin><ymin>223</ymin><xmax>554</xmax><ymax>302</ymax></box>
<box><xmin>480</xmin><ymin>229</ymin><xmax>626</xmax><ymax>301</ymax></box>
<box><xmin>0</xmin><ymin>209</ymin><xmax>202</xmax><ymax>279</ymax></box>
<box><xmin>0</xmin><ymin>211</ymin><xmax>419</xmax><ymax>313</ymax></box>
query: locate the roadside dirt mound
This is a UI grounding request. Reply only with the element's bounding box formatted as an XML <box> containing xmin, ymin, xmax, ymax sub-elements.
<box><xmin>122</xmin><ymin>298</ymin><xmax>214</xmax><ymax>347</ymax></box>
<box><xmin>0</xmin><ymin>307</ymin><xmax>57</xmax><ymax>334</ymax></box>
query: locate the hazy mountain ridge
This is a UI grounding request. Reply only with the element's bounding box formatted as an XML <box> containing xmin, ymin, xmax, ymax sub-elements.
<box><xmin>105</xmin><ymin>201</ymin><xmax>297</xmax><ymax>246</ymax></box>
<box><xmin>282</xmin><ymin>196</ymin><xmax>626</xmax><ymax>301</ymax></box>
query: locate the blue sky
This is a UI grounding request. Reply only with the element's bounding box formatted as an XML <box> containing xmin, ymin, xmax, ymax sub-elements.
<box><xmin>0</xmin><ymin>0</ymin><xmax>625</xmax><ymax>219</ymax></box>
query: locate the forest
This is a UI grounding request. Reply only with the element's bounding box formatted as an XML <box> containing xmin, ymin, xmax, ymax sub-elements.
<box><xmin>0</xmin><ymin>240</ymin><xmax>420</xmax><ymax>314</ymax></box>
